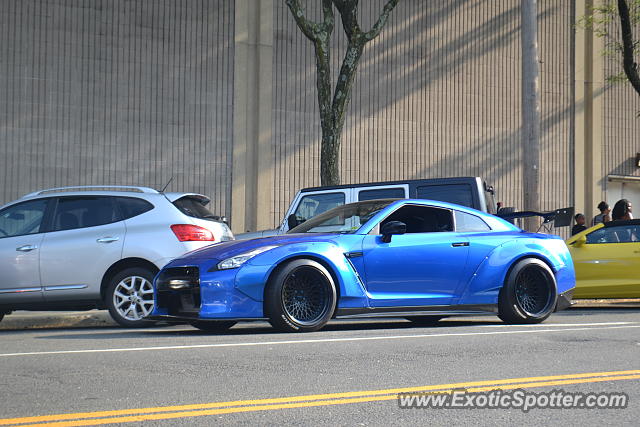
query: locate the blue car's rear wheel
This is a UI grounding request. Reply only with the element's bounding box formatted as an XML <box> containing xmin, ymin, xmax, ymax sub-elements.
<box><xmin>498</xmin><ymin>258</ymin><xmax>557</xmax><ymax>324</ymax></box>
<box><xmin>265</xmin><ymin>259</ymin><xmax>337</xmax><ymax>332</ymax></box>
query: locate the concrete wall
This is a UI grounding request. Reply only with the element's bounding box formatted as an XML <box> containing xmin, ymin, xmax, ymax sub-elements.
<box><xmin>0</xmin><ymin>0</ymin><xmax>235</xmax><ymax>217</ymax></box>
<box><xmin>1</xmin><ymin>0</ymin><xmax>639</xmax><ymax>235</ymax></box>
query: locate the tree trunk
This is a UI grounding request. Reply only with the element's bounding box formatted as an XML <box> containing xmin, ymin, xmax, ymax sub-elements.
<box><xmin>320</xmin><ymin>39</ymin><xmax>365</xmax><ymax>186</ymax></box>
<box><xmin>286</xmin><ymin>0</ymin><xmax>399</xmax><ymax>186</ymax></box>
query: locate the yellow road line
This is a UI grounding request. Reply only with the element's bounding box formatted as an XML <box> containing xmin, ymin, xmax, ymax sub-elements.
<box><xmin>2</xmin><ymin>370</ymin><xmax>638</xmax><ymax>427</ymax></box>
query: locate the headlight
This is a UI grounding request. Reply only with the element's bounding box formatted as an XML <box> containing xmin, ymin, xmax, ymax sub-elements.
<box><xmin>217</xmin><ymin>246</ymin><xmax>279</xmax><ymax>270</ymax></box>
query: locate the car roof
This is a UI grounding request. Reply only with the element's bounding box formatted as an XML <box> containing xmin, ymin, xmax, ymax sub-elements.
<box><xmin>1</xmin><ymin>186</ymin><xmax>209</xmax><ymax>208</ymax></box>
<box><xmin>299</xmin><ymin>177</ymin><xmax>481</xmax><ymax>192</ymax></box>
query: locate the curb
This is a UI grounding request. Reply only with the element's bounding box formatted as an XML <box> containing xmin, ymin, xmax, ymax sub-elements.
<box><xmin>0</xmin><ymin>310</ymin><xmax>117</xmax><ymax>330</ymax></box>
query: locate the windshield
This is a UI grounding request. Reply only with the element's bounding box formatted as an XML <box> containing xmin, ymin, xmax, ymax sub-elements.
<box><xmin>289</xmin><ymin>199</ymin><xmax>397</xmax><ymax>234</ymax></box>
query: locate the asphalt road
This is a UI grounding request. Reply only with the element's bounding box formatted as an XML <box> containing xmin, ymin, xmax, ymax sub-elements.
<box><xmin>1</xmin><ymin>308</ymin><xmax>639</xmax><ymax>426</ymax></box>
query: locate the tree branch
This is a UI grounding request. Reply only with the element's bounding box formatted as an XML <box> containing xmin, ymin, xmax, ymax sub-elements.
<box><xmin>285</xmin><ymin>0</ymin><xmax>334</xmax><ymax>42</ymax></box>
<box><xmin>364</xmin><ymin>0</ymin><xmax>400</xmax><ymax>42</ymax></box>
<box><xmin>618</xmin><ymin>0</ymin><xmax>640</xmax><ymax>95</ymax></box>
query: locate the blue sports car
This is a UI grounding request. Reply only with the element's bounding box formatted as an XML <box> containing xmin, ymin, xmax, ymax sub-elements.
<box><xmin>151</xmin><ymin>199</ymin><xmax>575</xmax><ymax>332</ymax></box>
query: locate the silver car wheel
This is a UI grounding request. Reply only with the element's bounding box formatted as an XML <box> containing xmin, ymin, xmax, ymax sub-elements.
<box><xmin>112</xmin><ymin>275</ymin><xmax>154</xmax><ymax>321</ymax></box>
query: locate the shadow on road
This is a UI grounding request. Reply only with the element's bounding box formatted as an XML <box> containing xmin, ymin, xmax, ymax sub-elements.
<box><xmin>29</xmin><ymin>317</ymin><xmax>508</xmax><ymax>340</ymax></box>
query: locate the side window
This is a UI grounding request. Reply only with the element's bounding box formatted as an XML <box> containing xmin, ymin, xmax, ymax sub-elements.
<box><xmin>358</xmin><ymin>187</ymin><xmax>406</xmax><ymax>201</ymax></box>
<box><xmin>586</xmin><ymin>225</ymin><xmax>640</xmax><ymax>244</ymax></box>
<box><xmin>116</xmin><ymin>197</ymin><xmax>154</xmax><ymax>220</ymax></box>
<box><xmin>0</xmin><ymin>199</ymin><xmax>49</xmax><ymax>238</ymax></box>
<box><xmin>416</xmin><ymin>184</ymin><xmax>474</xmax><ymax>209</ymax></box>
<box><xmin>52</xmin><ymin>197</ymin><xmax>119</xmax><ymax>231</ymax></box>
<box><xmin>293</xmin><ymin>193</ymin><xmax>345</xmax><ymax>224</ymax></box>
<box><xmin>455</xmin><ymin>211</ymin><xmax>491</xmax><ymax>232</ymax></box>
<box><xmin>381</xmin><ymin>205</ymin><xmax>453</xmax><ymax>233</ymax></box>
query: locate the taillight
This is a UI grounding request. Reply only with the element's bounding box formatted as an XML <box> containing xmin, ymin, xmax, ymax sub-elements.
<box><xmin>171</xmin><ymin>224</ymin><xmax>215</xmax><ymax>242</ymax></box>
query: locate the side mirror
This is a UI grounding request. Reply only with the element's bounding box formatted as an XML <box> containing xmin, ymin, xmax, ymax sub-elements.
<box><xmin>380</xmin><ymin>221</ymin><xmax>406</xmax><ymax>243</ymax></box>
<box><xmin>287</xmin><ymin>214</ymin><xmax>299</xmax><ymax>230</ymax></box>
<box><xmin>573</xmin><ymin>235</ymin><xmax>587</xmax><ymax>247</ymax></box>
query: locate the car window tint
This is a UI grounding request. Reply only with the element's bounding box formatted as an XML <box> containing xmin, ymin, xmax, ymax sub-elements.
<box><xmin>53</xmin><ymin>196</ymin><xmax>119</xmax><ymax>231</ymax></box>
<box><xmin>358</xmin><ymin>188</ymin><xmax>405</xmax><ymax>201</ymax></box>
<box><xmin>116</xmin><ymin>197</ymin><xmax>154</xmax><ymax>220</ymax></box>
<box><xmin>586</xmin><ymin>225</ymin><xmax>640</xmax><ymax>244</ymax></box>
<box><xmin>416</xmin><ymin>184</ymin><xmax>473</xmax><ymax>208</ymax></box>
<box><xmin>0</xmin><ymin>199</ymin><xmax>48</xmax><ymax>238</ymax></box>
<box><xmin>173</xmin><ymin>197</ymin><xmax>216</xmax><ymax>220</ymax></box>
<box><xmin>293</xmin><ymin>193</ymin><xmax>346</xmax><ymax>224</ymax></box>
<box><xmin>381</xmin><ymin>205</ymin><xmax>453</xmax><ymax>233</ymax></box>
<box><xmin>455</xmin><ymin>211</ymin><xmax>491</xmax><ymax>232</ymax></box>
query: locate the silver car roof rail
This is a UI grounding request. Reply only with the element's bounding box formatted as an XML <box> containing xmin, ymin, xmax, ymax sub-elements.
<box><xmin>22</xmin><ymin>185</ymin><xmax>160</xmax><ymax>198</ymax></box>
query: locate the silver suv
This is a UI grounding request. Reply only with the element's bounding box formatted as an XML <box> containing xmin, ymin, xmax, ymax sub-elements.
<box><xmin>0</xmin><ymin>186</ymin><xmax>233</xmax><ymax>327</ymax></box>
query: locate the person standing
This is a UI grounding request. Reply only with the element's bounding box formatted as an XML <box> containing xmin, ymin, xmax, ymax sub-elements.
<box><xmin>571</xmin><ymin>213</ymin><xmax>587</xmax><ymax>235</ymax></box>
<box><xmin>611</xmin><ymin>199</ymin><xmax>633</xmax><ymax>221</ymax></box>
<box><xmin>592</xmin><ymin>201</ymin><xmax>611</xmax><ymax>226</ymax></box>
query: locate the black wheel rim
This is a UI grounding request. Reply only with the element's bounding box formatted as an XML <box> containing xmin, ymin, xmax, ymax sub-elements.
<box><xmin>281</xmin><ymin>266</ymin><xmax>331</xmax><ymax>326</ymax></box>
<box><xmin>514</xmin><ymin>266</ymin><xmax>553</xmax><ymax>316</ymax></box>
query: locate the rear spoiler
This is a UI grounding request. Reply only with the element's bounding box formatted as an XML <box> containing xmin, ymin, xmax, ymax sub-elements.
<box><xmin>497</xmin><ymin>207</ymin><xmax>574</xmax><ymax>229</ymax></box>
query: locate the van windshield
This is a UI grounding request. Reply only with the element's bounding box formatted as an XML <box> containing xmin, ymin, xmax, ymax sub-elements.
<box><xmin>289</xmin><ymin>199</ymin><xmax>396</xmax><ymax>234</ymax></box>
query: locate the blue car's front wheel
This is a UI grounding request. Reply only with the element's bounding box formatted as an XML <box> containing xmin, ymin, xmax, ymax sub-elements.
<box><xmin>265</xmin><ymin>259</ymin><xmax>337</xmax><ymax>332</ymax></box>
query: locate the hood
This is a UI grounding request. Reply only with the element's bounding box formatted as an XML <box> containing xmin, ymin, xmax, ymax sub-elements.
<box><xmin>172</xmin><ymin>233</ymin><xmax>342</xmax><ymax>264</ymax></box>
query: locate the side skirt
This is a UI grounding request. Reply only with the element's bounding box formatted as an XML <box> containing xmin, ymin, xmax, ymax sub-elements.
<box><xmin>334</xmin><ymin>304</ymin><xmax>498</xmax><ymax>319</ymax></box>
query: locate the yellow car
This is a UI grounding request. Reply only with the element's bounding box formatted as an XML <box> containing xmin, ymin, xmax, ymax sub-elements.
<box><xmin>566</xmin><ymin>220</ymin><xmax>640</xmax><ymax>298</ymax></box>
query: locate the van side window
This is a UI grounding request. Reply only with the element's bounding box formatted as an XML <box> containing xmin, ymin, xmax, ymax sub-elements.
<box><xmin>381</xmin><ymin>205</ymin><xmax>453</xmax><ymax>233</ymax></box>
<box><xmin>416</xmin><ymin>184</ymin><xmax>473</xmax><ymax>209</ymax></box>
<box><xmin>455</xmin><ymin>211</ymin><xmax>491</xmax><ymax>232</ymax></box>
<box><xmin>293</xmin><ymin>193</ymin><xmax>345</xmax><ymax>224</ymax></box>
<box><xmin>358</xmin><ymin>188</ymin><xmax>405</xmax><ymax>201</ymax></box>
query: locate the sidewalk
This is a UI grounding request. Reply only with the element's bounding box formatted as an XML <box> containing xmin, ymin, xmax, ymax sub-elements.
<box><xmin>570</xmin><ymin>299</ymin><xmax>640</xmax><ymax>309</ymax></box>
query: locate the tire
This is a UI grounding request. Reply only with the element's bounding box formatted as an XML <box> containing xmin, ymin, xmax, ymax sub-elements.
<box><xmin>265</xmin><ymin>259</ymin><xmax>337</xmax><ymax>332</ymax></box>
<box><xmin>406</xmin><ymin>316</ymin><xmax>444</xmax><ymax>326</ymax></box>
<box><xmin>498</xmin><ymin>258</ymin><xmax>557</xmax><ymax>324</ymax></box>
<box><xmin>190</xmin><ymin>320</ymin><xmax>237</xmax><ymax>332</ymax></box>
<box><xmin>105</xmin><ymin>267</ymin><xmax>157</xmax><ymax>328</ymax></box>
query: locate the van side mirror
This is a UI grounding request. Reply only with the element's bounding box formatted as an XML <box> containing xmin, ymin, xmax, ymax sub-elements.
<box><xmin>380</xmin><ymin>221</ymin><xmax>406</xmax><ymax>243</ymax></box>
<box><xmin>573</xmin><ymin>235</ymin><xmax>587</xmax><ymax>247</ymax></box>
<box><xmin>287</xmin><ymin>214</ymin><xmax>299</xmax><ymax>230</ymax></box>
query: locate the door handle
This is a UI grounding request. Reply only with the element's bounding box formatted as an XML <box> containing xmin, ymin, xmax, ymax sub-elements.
<box><xmin>451</xmin><ymin>242</ymin><xmax>469</xmax><ymax>247</ymax></box>
<box><xmin>16</xmin><ymin>245</ymin><xmax>38</xmax><ymax>252</ymax></box>
<box><xmin>97</xmin><ymin>237</ymin><xmax>120</xmax><ymax>244</ymax></box>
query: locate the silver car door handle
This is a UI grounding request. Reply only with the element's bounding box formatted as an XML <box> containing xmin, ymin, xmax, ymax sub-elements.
<box><xmin>16</xmin><ymin>245</ymin><xmax>38</xmax><ymax>252</ymax></box>
<box><xmin>97</xmin><ymin>237</ymin><xmax>120</xmax><ymax>243</ymax></box>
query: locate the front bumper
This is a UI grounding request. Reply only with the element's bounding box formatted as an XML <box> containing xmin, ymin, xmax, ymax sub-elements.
<box><xmin>152</xmin><ymin>266</ymin><xmax>264</xmax><ymax>320</ymax></box>
<box><xmin>555</xmin><ymin>288</ymin><xmax>574</xmax><ymax>311</ymax></box>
